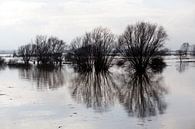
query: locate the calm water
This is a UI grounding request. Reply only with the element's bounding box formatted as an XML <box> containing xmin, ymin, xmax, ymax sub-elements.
<box><xmin>0</xmin><ymin>57</ymin><xmax>195</xmax><ymax>129</ymax></box>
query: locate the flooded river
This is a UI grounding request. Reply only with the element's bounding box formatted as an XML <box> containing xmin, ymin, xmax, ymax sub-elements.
<box><xmin>0</xmin><ymin>56</ymin><xmax>195</xmax><ymax>129</ymax></box>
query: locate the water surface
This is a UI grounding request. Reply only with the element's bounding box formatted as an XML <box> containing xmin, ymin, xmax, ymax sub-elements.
<box><xmin>0</xmin><ymin>57</ymin><xmax>195</xmax><ymax>129</ymax></box>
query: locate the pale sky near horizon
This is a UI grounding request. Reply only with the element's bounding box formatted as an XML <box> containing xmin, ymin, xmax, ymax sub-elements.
<box><xmin>0</xmin><ymin>0</ymin><xmax>194</xmax><ymax>50</ymax></box>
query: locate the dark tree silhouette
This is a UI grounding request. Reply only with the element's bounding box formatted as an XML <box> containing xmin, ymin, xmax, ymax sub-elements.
<box><xmin>118</xmin><ymin>22</ymin><xmax>168</xmax><ymax>72</ymax></box>
<box><xmin>176</xmin><ymin>50</ymin><xmax>184</xmax><ymax>62</ymax></box>
<box><xmin>47</xmin><ymin>37</ymin><xmax>67</xmax><ymax>66</ymax></box>
<box><xmin>116</xmin><ymin>22</ymin><xmax>168</xmax><ymax>118</ymax></box>
<box><xmin>180</xmin><ymin>42</ymin><xmax>189</xmax><ymax>56</ymax></box>
<box><xmin>35</xmin><ymin>35</ymin><xmax>50</xmax><ymax>65</ymax></box>
<box><xmin>30</xmin><ymin>35</ymin><xmax>66</xmax><ymax>66</ymax></box>
<box><xmin>158</xmin><ymin>48</ymin><xmax>171</xmax><ymax>56</ymax></box>
<box><xmin>69</xmin><ymin>27</ymin><xmax>116</xmax><ymax>73</ymax></box>
<box><xmin>18</xmin><ymin>44</ymin><xmax>36</xmax><ymax>65</ymax></box>
<box><xmin>0</xmin><ymin>57</ymin><xmax>5</xmax><ymax>66</ymax></box>
<box><xmin>69</xmin><ymin>37</ymin><xmax>93</xmax><ymax>72</ymax></box>
<box><xmin>191</xmin><ymin>44</ymin><xmax>195</xmax><ymax>55</ymax></box>
<box><xmin>176</xmin><ymin>43</ymin><xmax>190</xmax><ymax>62</ymax></box>
<box><xmin>17</xmin><ymin>35</ymin><xmax>66</xmax><ymax>67</ymax></box>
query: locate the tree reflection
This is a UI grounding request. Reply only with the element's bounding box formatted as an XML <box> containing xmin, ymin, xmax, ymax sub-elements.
<box><xmin>70</xmin><ymin>65</ymin><xmax>167</xmax><ymax>117</ymax></box>
<box><xmin>19</xmin><ymin>67</ymin><xmax>65</xmax><ymax>90</ymax></box>
<box><xmin>176</xmin><ymin>61</ymin><xmax>189</xmax><ymax>73</ymax></box>
<box><xmin>0</xmin><ymin>65</ymin><xmax>6</xmax><ymax>71</ymax></box>
<box><xmin>71</xmin><ymin>71</ymin><xmax>119</xmax><ymax>112</ymax></box>
<box><xmin>119</xmin><ymin>69</ymin><xmax>167</xmax><ymax>118</ymax></box>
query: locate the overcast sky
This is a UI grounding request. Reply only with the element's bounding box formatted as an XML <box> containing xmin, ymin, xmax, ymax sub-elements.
<box><xmin>0</xmin><ymin>0</ymin><xmax>194</xmax><ymax>50</ymax></box>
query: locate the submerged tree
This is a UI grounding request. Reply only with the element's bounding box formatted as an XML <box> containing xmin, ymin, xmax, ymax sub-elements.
<box><xmin>117</xmin><ymin>22</ymin><xmax>168</xmax><ymax>118</ymax></box>
<box><xmin>35</xmin><ymin>35</ymin><xmax>51</xmax><ymax>65</ymax></box>
<box><xmin>47</xmin><ymin>37</ymin><xmax>66</xmax><ymax>66</ymax></box>
<box><xmin>69</xmin><ymin>37</ymin><xmax>93</xmax><ymax>72</ymax></box>
<box><xmin>180</xmin><ymin>42</ymin><xmax>189</xmax><ymax>56</ymax></box>
<box><xmin>69</xmin><ymin>27</ymin><xmax>116</xmax><ymax>73</ymax></box>
<box><xmin>118</xmin><ymin>22</ymin><xmax>168</xmax><ymax>72</ymax></box>
<box><xmin>0</xmin><ymin>57</ymin><xmax>5</xmax><ymax>67</ymax></box>
<box><xmin>18</xmin><ymin>44</ymin><xmax>36</xmax><ymax>65</ymax></box>
<box><xmin>69</xmin><ymin>28</ymin><xmax>118</xmax><ymax>111</ymax></box>
<box><xmin>176</xmin><ymin>50</ymin><xmax>184</xmax><ymax>62</ymax></box>
<box><xmin>191</xmin><ymin>44</ymin><xmax>195</xmax><ymax>55</ymax></box>
<box><xmin>176</xmin><ymin>43</ymin><xmax>190</xmax><ymax>62</ymax></box>
<box><xmin>17</xmin><ymin>35</ymin><xmax>66</xmax><ymax>66</ymax></box>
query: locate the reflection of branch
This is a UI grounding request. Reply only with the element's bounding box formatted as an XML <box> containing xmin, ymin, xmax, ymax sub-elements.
<box><xmin>71</xmin><ymin>71</ymin><xmax>119</xmax><ymax>112</ymax></box>
<box><xmin>119</xmin><ymin>71</ymin><xmax>167</xmax><ymax>118</ymax></box>
<box><xmin>19</xmin><ymin>67</ymin><xmax>65</xmax><ymax>90</ymax></box>
<box><xmin>176</xmin><ymin>61</ymin><xmax>189</xmax><ymax>73</ymax></box>
<box><xmin>0</xmin><ymin>65</ymin><xmax>6</xmax><ymax>71</ymax></box>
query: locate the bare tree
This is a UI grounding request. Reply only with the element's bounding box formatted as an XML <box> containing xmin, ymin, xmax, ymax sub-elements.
<box><xmin>34</xmin><ymin>35</ymin><xmax>49</xmax><ymax>65</ymax></box>
<box><xmin>91</xmin><ymin>27</ymin><xmax>116</xmax><ymax>72</ymax></box>
<box><xmin>18</xmin><ymin>35</ymin><xmax>66</xmax><ymax>67</ymax></box>
<box><xmin>34</xmin><ymin>35</ymin><xmax>66</xmax><ymax>66</ymax></box>
<box><xmin>176</xmin><ymin>43</ymin><xmax>190</xmax><ymax>62</ymax></box>
<box><xmin>47</xmin><ymin>37</ymin><xmax>66</xmax><ymax>65</ymax></box>
<box><xmin>69</xmin><ymin>27</ymin><xmax>116</xmax><ymax>72</ymax></box>
<box><xmin>180</xmin><ymin>42</ymin><xmax>189</xmax><ymax>56</ymax></box>
<box><xmin>70</xmin><ymin>37</ymin><xmax>83</xmax><ymax>50</ymax></box>
<box><xmin>118</xmin><ymin>22</ymin><xmax>168</xmax><ymax>72</ymax></box>
<box><xmin>68</xmin><ymin>36</ymin><xmax>93</xmax><ymax>72</ymax></box>
<box><xmin>176</xmin><ymin>50</ymin><xmax>184</xmax><ymax>62</ymax></box>
<box><xmin>0</xmin><ymin>57</ymin><xmax>5</xmax><ymax>65</ymax></box>
<box><xmin>18</xmin><ymin>44</ymin><xmax>35</xmax><ymax>65</ymax></box>
<box><xmin>191</xmin><ymin>44</ymin><xmax>195</xmax><ymax>55</ymax></box>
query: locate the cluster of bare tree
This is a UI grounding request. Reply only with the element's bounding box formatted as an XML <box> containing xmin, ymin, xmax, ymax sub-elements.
<box><xmin>118</xmin><ymin>22</ymin><xmax>168</xmax><ymax>73</ymax></box>
<box><xmin>17</xmin><ymin>35</ymin><xmax>66</xmax><ymax>66</ymax></box>
<box><xmin>69</xmin><ymin>22</ymin><xmax>168</xmax><ymax>117</ymax></box>
<box><xmin>15</xmin><ymin>22</ymin><xmax>169</xmax><ymax>117</ymax></box>
<box><xmin>17</xmin><ymin>21</ymin><xmax>168</xmax><ymax>70</ymax></box>
<box><xmin>67</xmin><ymin>22</ymin><xmax>168</xmax><ymax>73</ymax></box>
<box><xmin>68</xmin><ymin>27</ymin><xmax>116</xmax><ymax>73</ymax></box>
